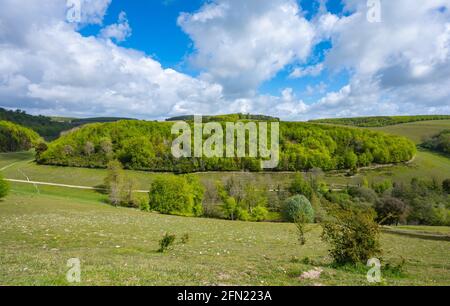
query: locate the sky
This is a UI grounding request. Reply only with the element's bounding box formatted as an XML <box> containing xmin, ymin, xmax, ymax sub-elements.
<box><xmin>0</xmin><ymin>0</ymin><xmax>449</xmax><ymax>121</ymax></box>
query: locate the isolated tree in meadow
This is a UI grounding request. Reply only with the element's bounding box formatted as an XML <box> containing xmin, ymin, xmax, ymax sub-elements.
<box><xmin>104</xmin><ymin>160</ymin><xmax>125</xmax><ymax>207</ymax></box>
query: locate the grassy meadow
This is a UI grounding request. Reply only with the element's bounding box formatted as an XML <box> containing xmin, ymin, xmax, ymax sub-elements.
<box><xmin>0</xmin><ymin>189</ymin><xmax>449</xmax><ymax>286</ymax></box>
<box><xmin>0</xmin><ymin>119</ymin><xmax>449</xmax><ymax>286</ymax></box>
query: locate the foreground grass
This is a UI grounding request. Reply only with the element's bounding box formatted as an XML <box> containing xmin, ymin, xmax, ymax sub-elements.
<box><xmin>0</xmin><ymin>190</ymin><xmax>449</xmax><ymax>286</ymax></box>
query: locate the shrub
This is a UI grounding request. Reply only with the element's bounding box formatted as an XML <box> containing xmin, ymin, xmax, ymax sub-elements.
<box><xmin>321</xmin><ymin>205</ymin><xmax>381</xmax><ymax>265</ymax></box>
<box><xmin>0</xmin><ymin>175</ymin><xmax>10</xmax><ymax>199</ymax></box>
<box><xmin>295</xmin><ymin>212</ymin><xmax>312</xmax><ymax>246</ymax></box>
<box><xmin>372</xmin><ymin>180</ymin><xmax>393</xmax><ymax>194</ymax></box>
<box><xmin>251</xmin><ymin>205</ymin><xmax>269</xmax><ymax>222</ymax></box>
<box><xmin>139</xmin><ymin>198</ymin><xmax>150</xmax><ymax>212</ymax></box>
<box><xmin>181</xmin><ymin>233</ymin><xmax>190</xmax><ymax>244</ymax></box>
<box><xmin>348</xmin><ymin>186</ymin><xmax>378</xmax><ymax>204</ymax></box>
<box><xmin>288</xmin><ymin>174</ymin><xmax>313</xmax><ymax>200</ymax></box>
<box><xmin>158</xmin><ymin>233</ymin><xmax>176</xmax><ymax>253</ymax></box>
<box><xmin>443</xmin><ymin>179</ymin><xmax>450</xmax><ymax>194</ymax></box>
<box><xmin>282</xmin><ymin>195</ymin><xmax>315</xmax><ymax>223</ymax></box>
<box><xmin>149</xmin><ymin>175</ymin><xmax>204</xmax><ymax>217</ymax></box>
<box><xmin>375</xmin><ymin>197</ymin><xmax>410</xmax><ymax>225</ymax></box>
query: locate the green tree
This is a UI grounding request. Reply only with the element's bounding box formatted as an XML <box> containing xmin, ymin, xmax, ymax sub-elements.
<box><xmin>375</xmin><ymin>197</ymin><xmax>410</xmax><ymax>225</ymax></box>
<box><xmin>104</xmin><ymin>160</ymin><xmax>125</xmax><ymax>207</ymax></box>
<box><xmin>282</xmin><ymin>195</ymin><xmax>315</xmax><ymax>223</ymax></box>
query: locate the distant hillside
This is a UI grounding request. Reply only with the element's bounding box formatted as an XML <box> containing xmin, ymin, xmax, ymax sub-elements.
<box><xmin>310</xmin><ymin>115</ymin><xmax>450</xmax><ymax>127</ymax></box>
<box><xmin>166</xmin><ymin>113</ymin><xmax>280</xmax><ymax>122</ymax></box>
<box><xmin>0</xmin><ymin>108</ymin><xmax>134</xmax><ymax>140</ymax></box>
<box><xmin>0</xmin><ymin>121</ymin><xmax>41</xmax><ymax>152</ymax></box>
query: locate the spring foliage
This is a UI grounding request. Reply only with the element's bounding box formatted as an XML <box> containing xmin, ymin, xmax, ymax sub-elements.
<box><xmin>37</xmin><ymin>120</ymin><xmax>416</xmax><ymax>172</ymax></box>
<box><xmin>0</xmin><ymin>121</ymin><xmax>41</xmax><ymax>152</ymax></box>
<box><xmin>149</xmin><ymin>175</ymin><xmax>204</xmax><ymax>217</ymax></box>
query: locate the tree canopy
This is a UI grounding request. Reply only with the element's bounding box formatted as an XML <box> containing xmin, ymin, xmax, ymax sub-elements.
<box><xmin>37</xmin><ymin>120</ymin><xmax>416</xmax><ymax>172</ymax></box>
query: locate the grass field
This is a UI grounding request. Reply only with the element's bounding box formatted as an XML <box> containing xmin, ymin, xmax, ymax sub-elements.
<box><xmin>369</xmin><ymin>119</ymin><xmax>450</xmax><ymax>144</ymax></box>
<box><xmin>1</xmin><ymin>119</ymin><xmax>449</xmax><ymax>286</ymax></box>
<box><xmin>0</xmin><ymin>189</ymin><xmax>449</xmax><ymax>286</ymax></box>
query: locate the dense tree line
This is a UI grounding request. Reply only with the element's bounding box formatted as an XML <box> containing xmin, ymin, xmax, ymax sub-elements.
<box><xmin>0</xmin><ymin>121</ymin><xmax>41</xmax><ymax>152</ymax></box>
<box><xmin>0</xmin><ymin>108</ymin><xmax>73</xmax><ymax>140</ymax></box>
<box><xmin>37</xmin><ymin>120</ymin><xmax>416</xmax><ymax>172</ymax></box>
<box><xmin>0</xmin><ymin>107</ymin><xmax>135</xmax><ymax>140</ymax></box>
<box><xmin>422</xmin><ymin>130</ymin><xmax>450</xmax><ymax>155</ymax></box>
<box><xmin>311</xmin><ymin>115</ymin><xmax>450</xmax><ymax>127</ymax></box>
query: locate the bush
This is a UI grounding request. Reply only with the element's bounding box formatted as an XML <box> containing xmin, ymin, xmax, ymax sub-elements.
<box><xmin>251</xmin><ymin>205</ymin><xmax>269</xmax><ymax>222</ymax></box>
<box><xmin>321</xmin><ymin>205</ymin><xmax>381</xmax><ymax>265</ymax></box>
<box><xmin>282</xmin><ymin>195</ymin><xmax>315</xmax><ymax>223</ymax></box>
<box><xmin>375</xmin><ymin>197</ymin><xmax>410</xmax><ymax>225</ymax></box>
<box><xmin>158</xmin><ymin>233</ymin><xmax>176</xmax><ymax>253</ymax></box>
<box><xmin>0</xmin><ymin>175</ymin><xmax>10</xmax><ymax>199</ymax></box>
<box><xmin>372</xmin><ymin>180</ymin><xmax>393</xmax><ymax>194</ymax></box>
<box><xmin>149</xmin><ymin>175</ymin><xmax>204</xmax><ymax>217</ymax></box>
<box><xmin>443</xmin><ymin>179</ymin><xmax>450</xmax><ymax>194</ymax></box>
<box><xmin>348</xmin><ymin>186</ymin><xmax>378</xmax><ymax>204</ymax></box>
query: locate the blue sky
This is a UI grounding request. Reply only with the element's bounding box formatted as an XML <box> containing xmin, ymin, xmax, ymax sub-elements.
<box><xmin>1</xmin><ymin>0</ymin><xmax>449</xmax><ymax>120</ymax></box>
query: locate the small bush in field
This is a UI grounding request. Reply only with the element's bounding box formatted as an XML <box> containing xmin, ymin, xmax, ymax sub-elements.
<box><xmin>158</xmin><ymin>233</ymin><xmax>176</xmax><ymax>253</ymax></box>
<box><xmin>139</xmin><ymin>198</ymin><xmax>150</xmax><ymax>212</ymax></box>
<box><xmin>181</xmin><ymin>233</ymin><xmax>190</xmax><ymax>244</ymax></box>
<box><xmin>321</xmin><ymin>205</ymin><xmax>381</xmax><ymax>265</ymax></box>
<box><xmin>443</xmin><ymin>179</ymin><xmax>450</xmax><ymax>194</ymax></box>
<box><xmin>295</xmin><ymin>212</ymin><xmax>312</xmax><ymax>246</ymax></box>
<box><xmin>251</xmin><ymin>206</ymin><xmax>269</xmax><ymax>222</ymax></box>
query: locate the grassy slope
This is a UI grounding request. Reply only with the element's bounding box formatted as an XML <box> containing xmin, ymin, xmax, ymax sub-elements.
<box><xmin>0</xmin><ymin>189</ymin><xmax>449</xmax><ymax>286</ymax></box>
<box><xmin>369</xmin><ymin>119</ymin><xmax>450</xmax><ymax>144</ymax></box>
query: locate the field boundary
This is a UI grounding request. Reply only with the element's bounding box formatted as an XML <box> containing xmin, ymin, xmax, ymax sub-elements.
<box><xmin>381</xmin><ymin>227</ymin><xmax>450</xmax><ymax>241</ymax></box>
